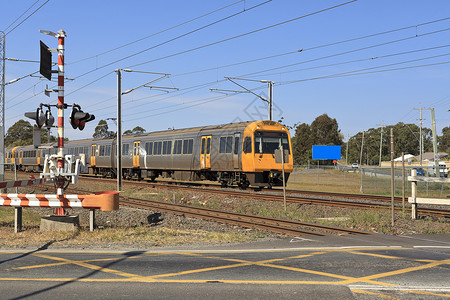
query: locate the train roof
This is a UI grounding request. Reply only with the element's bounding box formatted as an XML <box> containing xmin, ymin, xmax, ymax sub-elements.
<box><xmin>6</xmin><ymin>120</ymin><xmax>285</xmax><ymax>148</ymax></box>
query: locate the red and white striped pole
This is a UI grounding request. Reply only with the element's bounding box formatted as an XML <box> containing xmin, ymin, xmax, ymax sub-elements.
<box><xmin>55</xmin><ymin>29</ymin><xmax>66</xmax><ymax>215</ymax></box>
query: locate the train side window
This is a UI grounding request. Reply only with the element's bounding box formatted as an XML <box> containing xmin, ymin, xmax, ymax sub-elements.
<box><xmin>201</xmin><ymin>138</ymin><xmax>205</xmax><ymax>155</ymax></box>
<box><xmin>99</xmin><ymin>145</ymin><xmax>105</xmax><ymax>156</ymax></box>
<box><xmin>243</xmin><ymin>137</ymin><xmax>252</xmax><ymax>153</ymax></box>
<box><xmin>234</xmin><ymin>137</ymin><xmax>240</xmax><ymax>155</ymax></box>
<box><xmin>219</xmin><ymin>137</ymin><xmax>226</xmax><ymax>153</ymax></box>
<box><xmin>173</xmin><ymin>140</ymin><xmax>182</xmax><ymax>155</ymax></box>
<box><xmin>219</xmin><ymin>136</ymin><xmax>233</xmax><ymax>153</ymax></box>
<box><xmin>122</xmin><ymin>144</ymin><xmax>129</xmax><ymax>155</ymax></box>
<box><xmin>183</xmin><ymin>139</ymin><xmax>193</xmax><ymax>154</ymax></box>
<box><xmin>162</xmin><ymin>141</ymin><xmax>172</xmax><ymax>155</ymax></box>
<box><xmin>105</xmin><ymin>145</ymin><xmax>111</xmax><ymax>156</ymax></box>
<box><xmin>153</xmin><ymin>141</ymin><xmax>162</xmax><ymax>155</ymax></box>
<box><xmin>206</xmin><ymin>137</ymin><xmax>211</xmax><ymax>155</ymax></box>
<box><xmin>145</xmin><ymin>142</ymin><xmax>153</xmax><ymax>155</ymax></box>
<box><xmin>226</xmin><ymin>136</ymin><xmax>233</xmax><ymax>153</ymax></box>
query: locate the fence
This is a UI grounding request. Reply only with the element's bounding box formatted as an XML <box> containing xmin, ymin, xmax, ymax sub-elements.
<box><xmin>287</xmin><ymin>164</ymin><xmax>449</xmax><ymax>199</ymax></box>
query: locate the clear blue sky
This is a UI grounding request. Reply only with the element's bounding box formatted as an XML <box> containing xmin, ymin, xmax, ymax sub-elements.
<box><xmin>1</xmin><ymin>0</ymin><xmax>449</xmax><ymax>142</ymax></box>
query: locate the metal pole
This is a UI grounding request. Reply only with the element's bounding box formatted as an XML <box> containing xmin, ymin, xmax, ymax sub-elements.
<box><xmin>430</xmin><ymin>108</ymin><xmax>439</xmax><ymax>176</ymax></box>
<box><xmin>419</xmin><ymin>108</ymin><xmax>423</xmax><ymax>167</ymax></box>
<box><xmin>390</xmin><ymin>128</ymin><xmax>394</xmax><ymax>226</ymax></box>
<box><xmin>379</xmin><ymin>127</ymin><xmax>383</xmax><ymax>167</ymax></box>
<box><xmin>281</xmin><ymin>145</ymin><xmax>286</xmax><ymax>211</ymax></box>
<box><xmin>359</xmin><ymin>131</ymin><xmax>364</xmax><ymax>166</ymax></box>
<box><xmin>116</xmin><ymin>69</ymin><xmax>122</xmax><ymax>192</ymax></box>
<box><xmin>52</xmin><ymin>29</ymin><xmax>67</xmax><ymax>217</ymax></box>
<box><xmin>268</xmin><ymin>81</ymin><xmax>273</xmax><ymax>121</ymax></box>
<box><xmin>56</xmin><ymin>29</ymin><xmax>66</xmax><ymax>197</ymax></box>
<box><xmin>402</xmin><ymin>152</ymin><xmax>405</xmax><ymax>213</ymax></box>
<box><xmin>0</xmin><ymin>32</ymin><xmax>5</xmax><ymax>185</ymax></box>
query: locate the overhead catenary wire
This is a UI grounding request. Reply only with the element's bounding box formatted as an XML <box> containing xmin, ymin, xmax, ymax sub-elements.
<box><xmin>68</xmin><ymin>0</ymin><xmax>249</xmax><ymax>65</ymax></box>
<box><xmin>2</xmin><ymin>0</ymin><xmax>40</xmax><ymax>32</ymax></box>
<box><xmin>72</xmin><ymin>0</ymin><xmax>273</xmax><ymax>79</ymax></box>
<box><xmin>4</xmin><ymin>0</ymin><xmax>51</xmax><ymax>36</ymax></box>
<box><xmin>126</xmin><ymin>0</ymin><xmax>358</xmax><ymax>69</ymax></box>
<box><xmin>173</xmin><ymin>16</ymin><xmax>450</xmax><ymax>78</ymax></box>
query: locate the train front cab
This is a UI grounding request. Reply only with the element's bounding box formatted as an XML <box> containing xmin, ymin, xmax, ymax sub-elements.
<box><xmin>241</xmin><ymin>121</ymin><xmax>293</xmax><ymax>188</ymax></box>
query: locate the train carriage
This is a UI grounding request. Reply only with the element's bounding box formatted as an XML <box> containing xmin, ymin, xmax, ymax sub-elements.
<box><xmin>6</xmin><ymin>120</ymin><xmax>293</xmax><ymax>188</ymax></box>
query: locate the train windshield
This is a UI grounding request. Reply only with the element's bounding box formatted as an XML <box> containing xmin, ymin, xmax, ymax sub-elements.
<box><xmin>254</xmin><ymin>131</ymin><xmax>290</xmax><ymax>154</ymax></box>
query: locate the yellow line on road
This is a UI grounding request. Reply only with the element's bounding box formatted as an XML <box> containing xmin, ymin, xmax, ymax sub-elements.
<box><xmin>352</xmin><ymin>289</ymin><xmax>401</xmax><ymax>299</ymax></box>
<box><xmin>405</xmin><ymin>290</ymin><xmax>450</xmax><ymax>298</ymax></box>
<box><xmin>341</xmin><ymin>259</ymin><xmax>450</xmax><ymax>284</ymax></box>
<box><xmin>34</xmin><ymin>253</ymin><xmax>143</xmax><ymax>279</ymax></box>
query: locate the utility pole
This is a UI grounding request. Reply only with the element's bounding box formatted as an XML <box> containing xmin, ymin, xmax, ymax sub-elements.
<box><xmin>213</xmin><ymin>77</ymin><xmax>274</xmax><ymax>121</ymax></box>
<box><xmin>413</xmin><ymin>107</ymin><xmax>424</xmax><ymax>166</ymax></box>
<box><xmin>0</xmin><ymin>32</ymin><xmax>5</xmax><ymax>184</ymax></box>
<box><xmin>359</xmin><ymin>131</ymin><xmax>364</xmax><ymax>165</ymax></box>
<box><xmin>390</xmin><ymin>128</ymin><xmax>395</xmax><ymax>226</ymax></box>
<box><xmin>268</xmin><ymin>80</ymin><xmax>273</xmax><ymax>121</ymax></box>
<box><xmin>376</xmin><ymin>124</ymin><xmax>385</xmax><ymax>167</ymax></box>
<box><xmin>430</xmin><ymin>108</ymin><xmax>439</xmax><ymax>175</ymax></box>
<box><xmin>345</xmin><ymin>134</ymin><xmax>349</xmax><ymax>164</ymax></box>
<box><xmin>116</xmin><ymin>69</ymin><xmax>123</xmax><ymax>192</ymax></box>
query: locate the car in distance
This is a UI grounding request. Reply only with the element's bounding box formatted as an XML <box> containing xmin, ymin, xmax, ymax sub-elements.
<box><xmin>351</xmin><ymin>163</ymin><xmax>358</xmax><ymax>169</ymax></box>
<box><xmin>413</xmin><ymin>167</ymin><xmax>425</xmax><ymax>176</ymax></box>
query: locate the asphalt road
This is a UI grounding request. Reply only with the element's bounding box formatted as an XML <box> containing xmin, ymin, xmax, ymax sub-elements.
<box><xmin>0</xmin><ymin>234</ymin><xmax>449</xmax><ymax>299</ymax></box>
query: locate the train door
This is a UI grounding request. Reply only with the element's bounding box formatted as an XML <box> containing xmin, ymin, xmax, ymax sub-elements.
<box><xmin>37</xmin><ymin>149</ymin><xmax>41</xmax><ymax>166</ymax></box>
<box><xmin>200</xmin><ymin>135</ymin><xmax>211</xmax><ymax>169</ymax></box>
<box><xmin>233</xmin><ymin>133</ymin><xmax>240</xmax><ymax>169</ymax></box>
<box><xmin>91</xmin><ymin>145</ymin><xmax>96</xmax><ymax>166</ymax></box>
<box><xmin>133</xmin><ymin>141</ymin><xmax>140</xmax><ymax>168</ymax></box>
<box><xmin>19</xmin><ymin>150</ymin><xmax>23</xmax><ymax>165</ymax></box>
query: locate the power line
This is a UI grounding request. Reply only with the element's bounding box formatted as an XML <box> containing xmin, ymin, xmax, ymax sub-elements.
<box><xmin>277</xmin><ymin>60</ymin><xmax>450</xmax><ymax>86</ymax></box>
<box><xmin>173</xmin><ymin>16</ymin><xmax>450</xmax><ymax>78</ymax></box>
<box><xmin>250</xmin><ymin>44</ymin><xmax>450</xmax><ymax>78</ymax></box>
<box><xmin>68</xmin><ymin>0</ymin><xmax>248</xmax><ymax>65</ymax></box>
<box><xmin>127</xmin><ymin>0</ymin><xmax>358</xmax><ymax>69</ymax></box>
<box><xmin>59</xmin><ymin>0</ymin><xmax>357</xmax><ymax>109</ymax></box>
<box><xmin>242</xmin><ymin>27</ymin><xmax>450</xmax><ymax>78</ymax></box>
<box><xmin>72</xmin><ymin>0</ymin><xmax>273</xmax><ymax>79</ymax></box>
<box><xmin>5</xmin><ymin>0</ymin><xmax>51</xmax><ymax>36</ymax></box>
<box><xmin>3</xmin><ymin>0</ymin><xmax>40</xmax><ymax>32</ymax></box>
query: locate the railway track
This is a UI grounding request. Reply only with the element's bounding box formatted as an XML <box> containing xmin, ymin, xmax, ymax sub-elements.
<box><xmin>118</xmin><ymin>195</ymin><xmax>374</xmax><ymax>237</ymax></box>
<box><xmin>42</xmin><ymin>184</ymin><xmax>373</xmax><ymax>237</ymax></box>
<box><xmin>77</xmin><ymin>177</ymin><xmax>450</xmax><ymax>218</ymax></box>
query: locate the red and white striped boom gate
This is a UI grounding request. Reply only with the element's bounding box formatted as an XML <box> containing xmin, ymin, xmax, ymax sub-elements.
<box><xmin>0</xmin><ymin>178</ymin><xmax>46</xmax><ymax>189</ymax></box>
<box><xmin>0</xmin><ymin>191</ymin><xmax>119</xmax><ymax>211</ymax></box>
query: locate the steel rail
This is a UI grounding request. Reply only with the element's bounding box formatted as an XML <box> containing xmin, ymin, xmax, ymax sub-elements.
<box><xmin>119</xmin><ymin>196</ymin><xmax>374</xmax><ymax>236</ymax></box>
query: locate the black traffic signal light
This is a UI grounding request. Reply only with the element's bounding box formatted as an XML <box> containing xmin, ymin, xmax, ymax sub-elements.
<box><xmin>69</xmin><ymin>106</ymin><xmax>95</xmax><ymax>130</ymax></box>
<box><xmin>45</xmin><ymin>109</ymin><xmax>54</xmax><ymax>128</ymax></box>
<box><xmin>40</xmin><ymin>41</ymin><xmax>52</xmax><ymax>81</ymax></box>
<box><xmin>24</xmin><ymin>107</ymin><xmax>46</xmax><ymax>128</ymax></box>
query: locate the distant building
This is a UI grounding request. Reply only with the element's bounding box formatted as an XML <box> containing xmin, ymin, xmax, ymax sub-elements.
<box><xmin>415</xmin><ymin>152</ymin><xmax>448</xmax><ymax>162</ymax></box>
<box><xmin>394</xmin><ymin>154</ymin><xmax>415</xmax><ymax>162</ymax></box>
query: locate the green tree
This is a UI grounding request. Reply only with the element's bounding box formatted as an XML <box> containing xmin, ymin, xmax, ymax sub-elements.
<box><xmin>346</xmin><ymin>123</ymin><xmax>433</xmax><ymax>166</ymax></box>
<box><xmin>291</xmin><ymin>114</ymin><xmax>343</xmax><ymax>165</ymax></box>
<box><xmin>5</xmin><ymin>120</ymin><xmax>33</xmax><ymax>146</ymax></box>
<box><xmin>438</xmin><ymin>126</ymin><xmax>450</xmax><ymax>153</ymax></box>
<box><xmin>93</xmin><ymin>120</ymin><xmax>115</xmax><ymax>139</ymax></box>
<box><xmin>292</xmin><ymin>123</ymin><xmax>313</xmax><ymax>165</ymax></box>
<box><xmin>124</xmin><ymin>126</ymin><xmax>146</xmax><ymax>135</ymax></box>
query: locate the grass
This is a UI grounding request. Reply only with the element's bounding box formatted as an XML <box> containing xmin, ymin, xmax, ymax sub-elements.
<box><xmin>0</xmin><ymin>171</ymin><xmax>448</xmax><ymax>249</ymax></box>
<box><xmin>287</xmin><ymin>168</ymin><xmax>449</xmax><ymax>199</ymax></box>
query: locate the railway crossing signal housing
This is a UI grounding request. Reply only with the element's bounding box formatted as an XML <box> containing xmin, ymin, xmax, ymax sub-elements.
<box><xmin>24</xmin><ymin>107</ymin><xmax>46</xmax><ymax>128</ymax></box>
<box><xmin>40</xmin><ymin>41</ymin><xmax>52</xmax><ymax>81</ymax></box>
<box><xmin>69</xmin><ymin>106</ymin><xmax>95</xmax><ymax>130</ymax></box>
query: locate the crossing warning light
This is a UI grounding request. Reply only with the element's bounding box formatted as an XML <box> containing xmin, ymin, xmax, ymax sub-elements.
<box><xmin>24</xmin><ymin>107</ymin><xmax>46</xmax><ymax>128</ymax></box>
<box><xmin>40</xmin><ymin>41</ymin><xmax>52</xmax><ymax>81</ymax></box>
<box><xmin>69</xmin><ymin>106</ymin><xmax>95</xmax><ymax>130</ymax></box>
